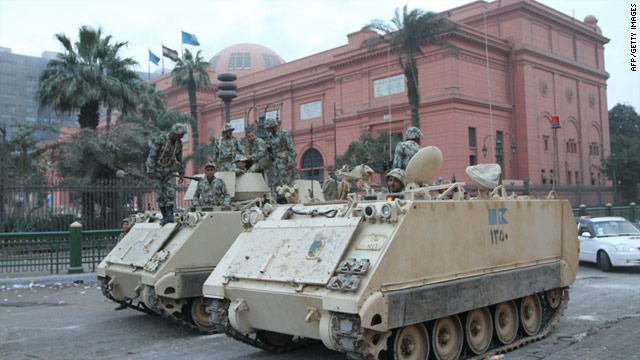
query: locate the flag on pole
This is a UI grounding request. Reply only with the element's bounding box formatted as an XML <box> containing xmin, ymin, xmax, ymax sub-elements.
<box><xmin>182</xmin><ymin>31</ymin><xmax>200</xmax><ymax>46</ymax></box>
<box><xmin>162</xmin><ymin>45</ymin><xmax>179</xmax><ymax>61</ymax></box>
<box><xmin>149</xmin><ymin>49</ymin><xmax>160</xmax><ymax>65</ymax></box>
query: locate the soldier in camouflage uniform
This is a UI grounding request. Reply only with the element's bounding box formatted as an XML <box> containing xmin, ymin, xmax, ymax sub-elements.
<box><xmin>386</xmin><ymin>168</ymin><xmax>407</xmax><ymax>193</ymax></box>
<box><xmin>146</xmin><ymin>123</ymin><xmax>186</xmax><ymax>225</ymax></box>
<box><xmin>192</xmin><ymin>162</ymin><xmax>230</xmax><ymax>207</ymax></box>
<box><xmin>117</xmin><ymin>217</ymin><xmax>132</xmax><ymax>242</ymax></box>
<box><xmin>244</xmin><ymin>128</ymin><xmax>268</xmax><ymax>173</ymax></box>
<box><xmin>265</xmin><ymin>118</ymin><xmax>296</xmax><ymax>203</ymax></box>
<box><xmin>231</xmin><ymin>154</ymin><xmax>249</xmax><ymax>174</ymax></box>
<box><xmin>393</xmin><ymin>127</ymin><xmax>424</xmax><ymax>170</ymax></box>
<box><xmin>212</xmin><ymin>123</ymin><xmax>244</xmax><ymax>171</ymax></box>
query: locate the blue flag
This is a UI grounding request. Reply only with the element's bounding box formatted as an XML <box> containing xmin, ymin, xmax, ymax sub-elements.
<box><xmin>149</xmin><ymin>49</ymin><xmax>160</xmax><ymax>65</ymax></box>
<box><xmin>182</xmin><ymin>31</ymin><xmax>200</xmax><ymax>46</ymax></box>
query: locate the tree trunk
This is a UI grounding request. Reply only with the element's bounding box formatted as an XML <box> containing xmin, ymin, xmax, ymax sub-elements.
<box><xmin>405</xmin><ymin>59</ymin><xmax>421</xmax><ymax>129</ymax></box>
<box><xmin>78</xmin><ymin>100</ymin><xmax>100</xmax><ymax>129</ymax></box>
<box><xmin>105</xmin><ymin>106</ymin><xmax>112</xmax><ymax>133</ymax></box>
<box><xmin>188</xmin><ymin>75</ymin><xmax>200</xmax><ymax>169</ymax></box>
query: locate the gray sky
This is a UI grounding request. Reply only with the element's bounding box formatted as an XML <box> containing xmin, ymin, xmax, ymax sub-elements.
<box><xmin>1</xmin><ymin>0</ymin><xmax>637</xmax><ymax>111</ymax></box>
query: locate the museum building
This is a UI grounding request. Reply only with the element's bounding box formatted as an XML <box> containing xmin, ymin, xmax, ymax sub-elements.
<box><xmin>150</xmin><ymin>0</ymin><xmax>611</xmax><ymax>204</ymax></box>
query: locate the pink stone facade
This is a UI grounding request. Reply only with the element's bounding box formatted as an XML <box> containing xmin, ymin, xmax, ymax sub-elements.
<box><xmin>151</xmin><ymin>0</ymin><xmax>612</xmax><ymax>205</ymax></box>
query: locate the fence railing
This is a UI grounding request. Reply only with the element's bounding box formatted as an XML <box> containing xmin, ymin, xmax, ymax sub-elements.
<box><xmin>573</xmin><ymin>203</ymin><xmax>638</xmax><ymax>223</ymax></box>
<box><xmin>1</xmin><ymin>178</ymin><xmax>190</xmax><ymax>232</ymax></box>
<box><xmin>0</xmin><ymin>221</ymin><xmax>120</xmax><ymax>274</ymax></box>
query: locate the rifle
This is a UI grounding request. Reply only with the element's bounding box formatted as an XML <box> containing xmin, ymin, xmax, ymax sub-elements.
<box><xmin>172</xmin><ymin>174</ymin><xmax>203</xmax><ymax>181</ymax></box>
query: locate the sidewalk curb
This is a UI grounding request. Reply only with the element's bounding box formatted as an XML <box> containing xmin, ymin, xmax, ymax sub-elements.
<box><xmin>0</xmin><ymin>272</ymin><xmax>98</xmax><ymax>287</ymax></box>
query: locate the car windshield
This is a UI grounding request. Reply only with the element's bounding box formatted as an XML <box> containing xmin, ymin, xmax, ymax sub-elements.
<box><xmin>592</xmin><ymin>220</ymin><xmax>640</xmax><ymax>237</ymax></box>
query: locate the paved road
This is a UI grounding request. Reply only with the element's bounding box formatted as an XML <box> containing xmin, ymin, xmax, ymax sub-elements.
<box><xmin>1</xmin><ymin>263</ymin><xmax>638</xmax><ymax>360</ymax></box>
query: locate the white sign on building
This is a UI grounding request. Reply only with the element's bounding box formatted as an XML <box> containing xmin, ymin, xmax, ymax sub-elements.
<box><xmin>230</xmin><ymin>118</ymin><xmax>245</xmax><ymax>134</ymax></box>
<box><xmin>300</xmin><ymin>100</ymin><xmax>322</xmax><ymax>120</ymax></box>
<box><xmin>374</xmin><ymin>74</ymin><xmax>405</xmax><ymax>98</ymax></box>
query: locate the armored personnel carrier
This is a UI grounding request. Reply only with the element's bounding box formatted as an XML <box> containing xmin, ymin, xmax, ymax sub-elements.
<box><xmin>97</xmin><ymin>172</ymin><xmax>270</xmax><ymax>332</ymax></box>
<box><xmin>202</xmin><ymin>147</ymin><xmax>579</xmax><ymax>359</ymax></box>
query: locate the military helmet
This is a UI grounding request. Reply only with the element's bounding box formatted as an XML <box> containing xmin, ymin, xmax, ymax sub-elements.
<box><xmin>170</xmin><ymin>123</ymin><xmax>187</xmax><ymax>135</ymax></box>
<box><xmin>405</xmin><ymin>127</ymin><xmax>424</xmax><ymax>140</ymax></box>
<box><xmin>204</xmin><ymin>162</ymin><xmax>217</xmax><ymax>169</ymax></box>
<box><xmin>222</xmin><ymin>122</ymin><xmax>235</xmax><ymax>132</ymax></box>
<box><xmin>265</xmin><ymin>118</ymin><xmax>279</xmax><ymax>129</ymax></box>
<box><xmin>122</xmin><ymin>217</ymin><xmax>131</xmax><ymax>224</ymax></box>
<box><xmin>235</xmin><ymin>154</ymin><xmax>248</xmax><ymax>162</ymax></box>
<box><xmin>386</xmin><ymin>168</ymin><xmax>407</xmax><ymax>187</ymax></box>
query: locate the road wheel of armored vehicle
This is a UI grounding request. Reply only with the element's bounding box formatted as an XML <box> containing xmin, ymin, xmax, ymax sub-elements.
<box><xmin>432</xmin><ymin>315</ymin><xmax>463</xmax><ymax>360</ymax></box>
<box><xmin>385</xmin><ymin>324</ymin><xmax>429</xmax><ymax>360</ymax></box>
<box><xmin>464</xmin><ymin>307</ymin><xmax>493</xmax><ymax>355</ymax></box>
<box><xmin>494</xmin><ymin>301</ymin><xmax>518</xmax><ymax>345</ymax></box>
<box><xmin>544</xmin><ymin>288</ymin><xmax>562</xmax><ymax>309</ymax></box>
<box><xmin>188</xmin><ymin>297</ymin><xmax>215</xmax><ymax>331</ymax></box>
<box><xmin>520</xmin><ymin>294</ymin><xmax>542</xmax><ymax>336</ymax></box>
<box><xmin>256</xmin><ymin>330</ymin><xmax>294</xmax><ymax>348</ymax></box>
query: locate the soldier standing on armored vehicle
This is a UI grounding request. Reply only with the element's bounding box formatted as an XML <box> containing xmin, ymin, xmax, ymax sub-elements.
<box><xmin>265</xmin><ymin>118</ymin><xmax>296</xmax><ymax>203</ymax></box>
<box><xmin>212</xmin><ymin>123</ymin><xmax>244</xmax><ymax>171</ymax></box>
<box><xmin>146</xmin><ymin>123</ymin><xmax>186</xmax><ymax>225</ymax></box>
<box><xmin>192</xmin><ymin>162</ymin><xmax>230</xmax><ymax>207</ymax></box>
<box><xmin>244</xmin><ymin>128</ymin><xmax>268</xmax><ymax>173</ymax></box>
<box><xmin>386</xmin><ymin>168</ymin><xmax>407</xmax><ymax>193</ymax></box>
<box><xmin>393</xmin><ymin>126</ymin><xmax>423</xmax><ymax>170</ymax></box>
<box><xmin>118</xmin><ymin>217</ymin><xmax>132</xmax><ymax>242</ymax></box>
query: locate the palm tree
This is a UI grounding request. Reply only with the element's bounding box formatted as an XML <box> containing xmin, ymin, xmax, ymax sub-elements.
<box><xmin>171</xmin><ymin>49</ymin><xmax>211</xmax><ymax>150</ymax></box>
<box><xmin>362</xmin><ymin>6</ymin><xmax>457</xmax><ymax>128</ymax></box>
<box><xmin>36</xmin><ymin>26</ymin><xmax>139</xmax><ymax>130</ymax></box>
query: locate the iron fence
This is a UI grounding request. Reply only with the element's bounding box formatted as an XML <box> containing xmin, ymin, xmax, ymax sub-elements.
<box><xmin>1</xmin><ymin>177</ymin><xmax>190</xmax><ymax>232</ymax></box>
<box><xmin>0</xmin><ymin>225</ymin><xmax>121</xmax><ymax>274</ymax></box>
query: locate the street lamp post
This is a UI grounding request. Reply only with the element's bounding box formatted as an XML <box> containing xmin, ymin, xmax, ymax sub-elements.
<box><xmin>0</xmin><ymin>121</ymin><xmax>5</xmax><ymax>233</ymax></box>
<box><xmin>217</xmin><ymin>73</ymin><xmax>238</xmax><ymax>124</ymax></box>
<box><xmin>246</xmin><ymin>102</ymin><xmax>279</xmax><ymax>140</ymax></box>
<box><xmin>482</xmin><ymin>132</ymin><xmax>516</xmax><ymax>182</ymax></box>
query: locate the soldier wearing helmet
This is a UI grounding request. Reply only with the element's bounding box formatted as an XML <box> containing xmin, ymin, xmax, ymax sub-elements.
<box><xmin>244</xmin><ymin>127</ymin><xmax>269</xmax><ymax>172</ymax></box>
<box><xmin>212</xmin><ymin>122</ymin><xmax>244</xmax><ymax>171</ymax></box>
<box><xmin>146</xmin><ymin>123</ymin><xmax>186</xmax><ymax>225</ymax></box>
<box><xmin>265</xmin><ymin>118</ymin><xmax>296</xmax><ymax>203</ymax></box>
<box><xmin>393</xmin><ymin>126</ymin><xmax>423</xmax><ymax>170</ymax></box>
<box><xmin>231</xmin><ymin>154</ymin><xmax>249</xmax><ymax>174</ymax></box>
<box><xmin>118</xmin><ymin>217</ymin><xmax>132</xmax><ymax>242</ymax></box>
<box><xmin>192</xmin><ymin>162</ymin><xmax>230</xmax><ymax>207</ymax></box>
<box><xmin>386</xmin><ymin>168</ymin><xmax>407</xmax><ymax>193</ymax></box>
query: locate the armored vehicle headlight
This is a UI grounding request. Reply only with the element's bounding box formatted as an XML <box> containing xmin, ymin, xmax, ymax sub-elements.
<box><xmin>381</xmin><ymin>203</ymin><xmax>392</xmax><ymax>218</ymax></box>
<box><xmin>249</xmin><ymin>210</ymin><xmax>263</xmax><ymax>225</ymax></box>
<box><xmin>241</xmin><ymin>211</ymin><xmax>251</xmax><ymax>224</ymax></box>
<box><xmin>364</xmin><ymin>205</ymin><xmax>376</xmax><ymax>219</ymax></box>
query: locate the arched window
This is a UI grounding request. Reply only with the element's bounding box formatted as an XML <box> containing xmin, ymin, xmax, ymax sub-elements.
<box><xmin>301</xmin><ymin>148</ymin><xmax>324</xmax><ymax>181</ymax></box>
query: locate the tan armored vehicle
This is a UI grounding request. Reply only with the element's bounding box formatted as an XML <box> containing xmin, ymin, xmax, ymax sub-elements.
<box><xmin>97</xmin><ymin>172</ymin><xmax>270</xmax><ymax>331</ymax></box>
<box><xmin>202</xmin><ymin>147</ymin><xmax>579</xmax><ymax>359</ymax></box>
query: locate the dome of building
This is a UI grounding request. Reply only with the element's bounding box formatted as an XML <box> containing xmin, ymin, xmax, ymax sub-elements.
<box><xmin>209</xmin><ymin>43</ymin><xmax>286</xmax><ymax>75</ymax></box>
<box><xmin>583</xmin><ymin>15</ymin><xmax>597</xmax><ymax>25</ymax></box>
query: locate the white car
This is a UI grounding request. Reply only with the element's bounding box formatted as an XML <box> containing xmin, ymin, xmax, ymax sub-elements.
<box><xmin>577</xmin><ymin>216</ymin><xmax>640</xmax><ymax>271</ymax></box>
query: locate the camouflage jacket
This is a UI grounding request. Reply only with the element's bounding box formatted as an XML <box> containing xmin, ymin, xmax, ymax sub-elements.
<box><xmin>392</xmin><ymin>140</ymin><xmax>420</xmax><ymax>170</ymax></box>
<box><xmin>246</xmin><ymin>137</ymin><xmax>268</xmax><ymax>162</ymax></box>
<box><xmin>212</xmin><ymin>136</ymin><xmax>244</xmax><ymax>169</ymax></box>
<box><xmin>146</xmin><ymin>133</ymin><xmax>184</xmax><ymax>174</ymax></box>
<box><xmin>267</xmin><ymin>130</ymin><xmax>296</xmax><ymax>164</ymax></box>
<box><xmin>193</xmin><ymin>177</ymin><xmax>230</xmax><ymax>206</ymax></box>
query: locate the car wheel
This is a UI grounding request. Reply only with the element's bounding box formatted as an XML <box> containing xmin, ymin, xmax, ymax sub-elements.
<box><xmin>598</xmin><ymin>251</ymin><xmax>612</xmax><ymax>272</ymax></box>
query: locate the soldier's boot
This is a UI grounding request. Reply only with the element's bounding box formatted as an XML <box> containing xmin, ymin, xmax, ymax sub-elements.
<box><xmin>164</xmin><ymin>207</ymin><xmax>175</xmax><ymax>224</ymax></box>
<box><xmin>159</xmin><ymin>207</ymin><xmax>169</xmax><ymax>226</ymax></box>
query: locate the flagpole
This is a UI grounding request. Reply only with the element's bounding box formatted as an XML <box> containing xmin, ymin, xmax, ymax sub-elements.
<box><xmin>148</xmin><ymin>48</ymin><xmax>150</xmax><ymax>80</ymax></box>
<box><xmin>181</xmin><ymin>31</ymin><xmax>183</xmax><ymax>58</ymax></box>
<box><xmin>161</xmin><ymin>44</ymin><xmax>164</xmax><ymax>75</ymax></box>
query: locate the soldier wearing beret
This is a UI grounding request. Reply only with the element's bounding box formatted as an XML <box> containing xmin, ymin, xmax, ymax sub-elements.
<box><xmin>146</xmin><ymin>123</ymin><xmax>186</xmax><ymax>225</ymax></box>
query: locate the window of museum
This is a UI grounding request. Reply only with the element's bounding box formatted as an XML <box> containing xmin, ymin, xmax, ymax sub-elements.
<box><xmin>567</xmin><ymin>170</ymin><xmax>572</xmax><ymax>185</ymax></box>
<box><xmin>541</xmin><ymin>169</ymin><xmax>547</xmax><ymax>185</ymax></box>
<box><xmin>468</xmin><ymin>127</ymin><xmax>476</xmax><ymax>148</ymax></box>
<box><xmin>228</xmin><ymin>53</ymin><xmax>250</xmax><ymax>70</ymax></box>
<box><xmin>543</xmin><ymin>136</ymin><xmax>549</xmax><ymax>151</ymax></box>
<box><xmin>589</xmin><ymin>142</ymin><xmax>600</xmax><ymax>156</ymax></box>
<box><xmin>301</xmin><ymin>148</ymin><xmax>324</xmax><ymax>182</ymax></box>
<box><xmin>590</xmin><ymin>172</ymin><xmax>596</xmax><ymax>186</ymax></box>
<box><xmin>575</xmin><ymin>171</ymin><xmax>580</xmax><ymax>185</ymax></box>
<box><xmin>469</xmin><ymin>155</ymin><xmax>476</xmax><ymax>166</ymax></box>
<box><xmin>566</xmin><ymin>139</ymin><xmax>577</xmax><ymax>154</ymax></box>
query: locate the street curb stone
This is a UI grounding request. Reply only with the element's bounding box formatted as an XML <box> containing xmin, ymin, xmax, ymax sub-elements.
<box><xmin>0</xmin><ymin>272</ymin><xmax>98</xmax><ymax>287</ymax></box>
